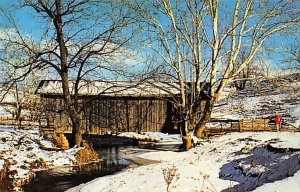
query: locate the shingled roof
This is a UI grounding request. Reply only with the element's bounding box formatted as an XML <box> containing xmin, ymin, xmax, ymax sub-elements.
<box><xmin>35</xmin><ymin>80</ymin><xmax>181</xmax><ymax>97</ymax></box>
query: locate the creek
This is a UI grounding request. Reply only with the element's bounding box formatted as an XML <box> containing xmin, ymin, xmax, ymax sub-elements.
<box><xmin>23</xmin><ymin>146</ymin><xmax>135</xmax><ymax>192</ymax></box>
<box><xmin>22</xmin><ymin>143</ymin><xmax>175</xmax><ymax>192</ymax></box>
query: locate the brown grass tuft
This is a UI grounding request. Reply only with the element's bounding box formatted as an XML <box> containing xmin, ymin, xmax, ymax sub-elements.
<box><xmin>30</xmin><ymin>158</ymin><xmax>47</xmax><ymax>169</ymax></box>
<box><xmin>0</xmin><ymin>159</ymin><xmax>10</xmax><ymax>181</ymax></box>
<box><xmin>74</xmin><ymin>147</ymin><xmax>99</xmax><ymax>165</ymax></box>
<box><xmin>50</xmin><ymin>132</ymin><xmax>69</xmax><ymax>149</ymax></box>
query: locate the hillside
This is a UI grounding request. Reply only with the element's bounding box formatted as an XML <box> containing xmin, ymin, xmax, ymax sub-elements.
<box><xmin>212</xmin><ymin>73</ymin><xmax>300</xmax><ymax>128</ymax></box>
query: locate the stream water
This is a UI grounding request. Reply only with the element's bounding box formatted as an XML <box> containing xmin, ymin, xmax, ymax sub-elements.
<box><xmin>21</xmin><ymin>142</ymin><xmax>180</xmax><ymax>192</ymax></box>
<box><xmin>23</xmin><ymin>146</ymin><xmax>133</xmax><ymax>192</ymax></box>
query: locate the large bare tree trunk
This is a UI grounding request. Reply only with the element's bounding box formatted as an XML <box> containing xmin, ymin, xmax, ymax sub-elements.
<box><xmin>69</xmin><ymin>110</ymin><xmax>82</xmax><ymax>147</ymax></box>
<box><xmin>194</xmin><ymin>96</ymin><xmax>217</xmax><ymax>138</ymax></box>
<box><xmin>53</xmin><ymin>0</ymin><xmax>82</xmax><ymax>147</ymax></box>
<box><xmin>61</xmin><ymin>73</ymin><xmax>82</xmax><ymax>147</ymax></box>
<box><xmin>15</xmin><ymin>103</ymin><xmax>22</xmax><ymax>127</ymax></box>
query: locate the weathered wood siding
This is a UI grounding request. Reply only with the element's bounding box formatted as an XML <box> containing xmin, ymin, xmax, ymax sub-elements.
<box><xmin>41</xmin><ymin>96</ymin><xmax>176</xmax><ymax>134</ymax></box>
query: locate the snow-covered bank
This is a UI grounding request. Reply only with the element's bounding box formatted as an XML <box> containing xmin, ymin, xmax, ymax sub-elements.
<box><xmin>117</xmin><ymin>132</ymin><xmax>182</xmax><ymax>144</ymax></box>
<box><xmin>212</xmin><ymin>75</ymin><xmax>300</xmax><ymax>128</ymax></box>
<box><xmin>0</xmin><ymin>126</ymin><xmax>80</xmax><ymax>191</ymax></box>
<box><xmin>67</xmin><ymin>132</ymin><xmax>300</xmax><ymax>192</ymax></box>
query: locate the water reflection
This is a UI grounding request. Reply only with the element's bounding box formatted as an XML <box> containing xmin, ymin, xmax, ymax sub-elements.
<box><xmin>98</xmin><ymin>146</ymin><xmax>127</xmax><ymax>165</ymax></box>
<box><xmin>23</xmin><ymin>147</ymin><xmax>130</xmax><ymax>192</ymax></box>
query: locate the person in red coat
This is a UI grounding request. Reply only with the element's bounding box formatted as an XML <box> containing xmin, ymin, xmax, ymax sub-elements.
<box><xmin>275</xmin><ymin>112</ymin><xmax>280</xmax><ymax>131</ymax></box>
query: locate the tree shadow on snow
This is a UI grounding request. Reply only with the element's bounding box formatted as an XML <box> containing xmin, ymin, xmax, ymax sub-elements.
<box><xmin>219</xmin><ymin>146</ymin><xmax>300</xmax><ymax>191</ymax></box>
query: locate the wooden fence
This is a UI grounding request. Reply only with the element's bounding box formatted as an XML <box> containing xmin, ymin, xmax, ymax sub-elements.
<box><xmin>205</xmin><ymin>118</ymin><xmax>273</xmax><ymax>134</ymax></box>
<box><xmin>40</xmin><ymin>115</ymin><xmax>292</xmax><ymax>135</ymax></box>
<box><xmin>0</xmin><ymin>116</ymin><xmax>36</xmax><ymax>126</ymax></box>
<box><xmin>239</xmin><ymin>119</ymin><xmax>272</xmax><ymax>131</ymax></box>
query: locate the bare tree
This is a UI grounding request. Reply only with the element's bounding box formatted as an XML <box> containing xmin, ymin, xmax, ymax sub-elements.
<box><xmin>0</xmin><ymin>36</ymin><xmax>43</xmax><ymax>125</ymax></box>
<box><xmin>231</xmin><ymin>52</ymin><xmax>269</xmax><ymax>91</ymax></box>
<box><xmin>136</xmin><ymin>0</ymin><xmax>299</xmax><ymax>140</ymax></box>
<box><xmin>0</xmin><ymin>0</ymin><xmax>139</xmax><ymax>147</ymax></box>
<box><xmin>0</xmin><ymin>77</ymin><xmax>41</xmax><ymax>125</ymax></box>
<box><xmin>284</xmin><ymin>39</ymin><xmax>300</xmax><ymax>72</ymax></box>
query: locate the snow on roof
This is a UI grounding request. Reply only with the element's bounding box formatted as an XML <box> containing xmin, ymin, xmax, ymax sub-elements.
<box><xmin>35</xmin><ymin>80</ymin><xmax>181</xmax><ymax>97</ymax></box>
<box><xmin>0</xmin><ymin>85</ymin><xmax>17</xmax><ymax>104</ymax></box>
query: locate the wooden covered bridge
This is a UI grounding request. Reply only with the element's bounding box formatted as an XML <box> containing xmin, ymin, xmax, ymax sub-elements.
<box><xmin>35</xmin><ymin>80</ymin><xmax>283</xmax><ymax>136</ymax></box>
<box><xmin>35</xmin><ymin>80</ymin><xmax>207</xmax><ymax>135</ymax></box>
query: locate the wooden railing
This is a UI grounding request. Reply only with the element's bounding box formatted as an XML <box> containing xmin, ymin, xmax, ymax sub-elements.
<box><xmin>239</xmin><ymin>119</ymin><xmax>271</xmax><ymax>131</ymax></box>
<box><xmin>0</xmin><ymin>116</ymin><xmax>36</xmax><ymax>126</ymax></box>
<box><xmin>205</xmin><ymin>118</ymin><xmax>273</xmax><ymax>134</ymax></box>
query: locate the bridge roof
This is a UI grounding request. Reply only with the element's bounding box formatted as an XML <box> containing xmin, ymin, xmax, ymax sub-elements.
<box><xmin>36</xmin><ymin>80</ymin><xmax>182</xmax><ymax>98</ymax></box>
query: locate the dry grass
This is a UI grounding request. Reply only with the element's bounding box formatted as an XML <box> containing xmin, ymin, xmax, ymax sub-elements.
<box><xmin>29</xmin><ymin>158</ymin><xmax>47</xmax><ymax>169</ymax></box>
<box><xmin>50</xmin><ymin>132</ymin><xmax>69</xmax><ymax>149</ymax></box>
<box><xmin>0</xmin><ymin>159</ymin><xmax>10</xmax><ymax>181</ymax></box>
<box><xmin>74</xmin><ymin>147</ymin><xmax>99</xmax><ymax>165</ymax></box>
<box><xmin>162</xmin><ymin>165</ymin><xmax>180</xmax><ymax>192</ymax></box>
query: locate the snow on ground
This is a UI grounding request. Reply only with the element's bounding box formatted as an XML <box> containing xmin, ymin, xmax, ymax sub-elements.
<box><xmin>0</xmin><ymin>106</ymin><xmax>12</xmax><ymax>117</ymax></box>
<box><xmin>0</xmin><ymin>159</ymin><xmax>4</xmax><ymax>170</ymax></box>
<box><xmin>290</xmin><ymin>106</ymin><xmax>300</xmax><ymax>128</ymax></box>
<box><xmin>67</xmin><ymin>132</ymin><xmax>300</xmax><ymax>192</ymax></box>
<box><xmin>254</xmin><ymin>169</ymin><xmax>300</xmax><ymax>192</ymax></box>
<box><xmin>269</xmin><ymin>133</ymin><xmax>300</xmax><ymax>149</ymax></box>
<box><xmin>118</xmin><ymin>132</ymin><xmax>182</xmax><ymax>144</ymax></box>
<box><xmin>0</xmin><ymin>125</ymin><xmax>80</xmax><ymax>190</ymax></box>
<box><xmin>212</xmin><ymin>75</ymin><xmax>300</xmax><ymax>128</ymax></box>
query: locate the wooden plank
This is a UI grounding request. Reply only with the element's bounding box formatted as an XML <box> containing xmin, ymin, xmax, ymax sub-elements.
<box><xmin>126</xmin><ymin>100</ymin><xmax>130</xmax><ymax>132</ymax></box>
<box><xmin>138</xmin><ymin>99</ymin><xmax>141</xmax><ymax>133</ymax></box>
<box><xmin>40</xmin><ymin>96</ymin><xmax>183</xmax><ymax>135</ymax></box>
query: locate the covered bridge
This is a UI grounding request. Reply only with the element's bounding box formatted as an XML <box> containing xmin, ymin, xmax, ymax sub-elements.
<box><xmin>36</xmin><ymin>80</ymin><xmax>207</xmax><ymax>135</ymax></box>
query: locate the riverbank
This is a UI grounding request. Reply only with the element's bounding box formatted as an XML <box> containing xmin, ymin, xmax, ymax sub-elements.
<box><xmin>23</xmin><ymin>144</ymin><xmax>166</xmax><ymax>192</ymax></box>
<box><xmin>23</xmin><ymin>146</ymin><xmax>133</xmax><ymax>192</ymax></box>
<box><xmin>0</xmin><ymin>126</ymin><xmax>178</xmax><ymax>191</ymax></box>
<box><xmin>67</xmin><ymin>131</ymin><xmax>300</xmax><ymax>192</ymax></box>
<box><xmin>0</xmin><ymin>126</ymin><xmax>80</xmax><ymax>191</ymax></box>
<box><xmin>2</xmin><ymin>125</ymin><xmax>300</xmax><ymax>191</ymax></box>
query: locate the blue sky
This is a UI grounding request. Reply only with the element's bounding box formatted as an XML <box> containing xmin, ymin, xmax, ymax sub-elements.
<box><xmin>0</xmin><ymin>0</ymin><xmax>299</xmax><ymax>72</ymax></box>
<box><xmin>0</xmin><ymin>1</ymin><xmax>44</xmax><ymax>40</ymax></box>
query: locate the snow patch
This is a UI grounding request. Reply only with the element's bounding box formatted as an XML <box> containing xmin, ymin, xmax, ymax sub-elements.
<box><xmin>0</xmin><ymin>159</ymin><xmax>4</xmax><ymax>171</ymax></box>
<box><xmin>290</xmin><ymin>106</ymin><xmax>300</xmax><ymax>128</ymax></box>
